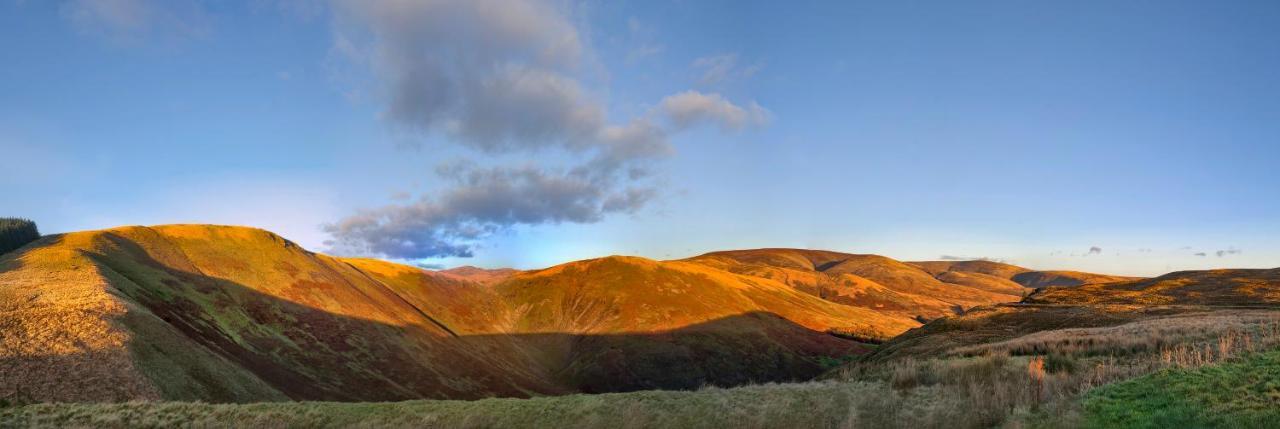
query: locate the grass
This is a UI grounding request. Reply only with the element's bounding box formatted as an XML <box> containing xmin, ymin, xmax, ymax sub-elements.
<box><xmin>0</xmin><ymin>382</ymin><xmax>963</xmax><ymax>429</ymax></box>
<box><xmin>7</xmin><ymin>299</ymin><xmax>1278</xmax><ymax>428</ymax></box>
<box><xmin>950</xmin><ymin>311</ymin><xmax>1280</xmax><ymax>359</ymax></box>
<box><xmin>1083</xmin><ymin>349</ymin><xmax>1280</xmax><ymax>428</ymax></box>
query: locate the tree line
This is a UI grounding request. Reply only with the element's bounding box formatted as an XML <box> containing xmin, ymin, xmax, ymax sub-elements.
<box><xmin>0</xmin><ymin>218</ymin><xmax>39</xmax><ymax>255</ymax></box>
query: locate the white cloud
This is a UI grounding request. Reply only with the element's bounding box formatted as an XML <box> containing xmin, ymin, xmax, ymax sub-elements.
<box><xmin>658</xmin><ymin>91</ymin><xmax>771</xmax><ymax>132</ymax></box>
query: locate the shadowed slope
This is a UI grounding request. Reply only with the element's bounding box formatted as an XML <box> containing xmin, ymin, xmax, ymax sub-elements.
<box><xmin>1010</xmin><ymin>270</ymin><xmax>1140</xmax><ymax>288</ymax></box>
<box><xmin>0</xmin><ymin>231</ymin><xmax>286</xmax><ymax>403</ymax></box>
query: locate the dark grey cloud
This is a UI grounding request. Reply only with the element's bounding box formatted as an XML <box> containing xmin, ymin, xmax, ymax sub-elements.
<box><xmin>332</xmin><ymin>0</ymin><xmax>595</xmax><ymax>153</ymax></box>
<box><xmin>1216</xmin><ymin>248</ymin><xmax>1242</xmax><ymax>257</ymax></box>
<box><xmin>324</xmin><ymin>162</ymin><xmax>652</xmax><ymax>259</ymax></box>
<box><xmin>1087</xmin><ymin>246</ymin><xmax>1103</xmax><ymax>255</ymax></box>
<box><xmin>1194</xmin><ymin>252</ymin><xmax>1207</xmax><ymax>257</ymax></box>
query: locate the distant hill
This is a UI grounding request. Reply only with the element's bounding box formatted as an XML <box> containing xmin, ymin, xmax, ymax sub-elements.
<box><xmin>908</xmin><ymin>260</ymin><xmax>1136</xmax><ymax>289</ymax></box>
<box><xmin>1010</xmin><ymin>270</ymin><xmax>1140</xmax><ymax>288</ymax></box>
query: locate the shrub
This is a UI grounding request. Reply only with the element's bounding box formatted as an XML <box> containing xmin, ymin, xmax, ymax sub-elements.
<box><xmin>0</xmin><ymin>218</ymin><xmax>39</xmax><ymax>255</ymax></box>
<box><xmin>1045</xmin><ymin>353</ymin><xmax>1078</xmax><ymax>374</ymax></box>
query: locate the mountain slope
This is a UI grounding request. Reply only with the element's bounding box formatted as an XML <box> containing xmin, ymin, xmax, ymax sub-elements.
<box><xmin>1010</xmin><ymin>270</ymin><xmax>1139</xmax><ymax>288</ymax></box>
<box><xmin>0</xmin><ymin>226</ymin><xmax>923</xmax><ymax>403</ymax></box>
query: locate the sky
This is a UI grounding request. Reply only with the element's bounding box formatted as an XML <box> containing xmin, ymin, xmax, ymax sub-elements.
<box><xmin>2</xmin><ymin>0</ymin><xmax>1278</xmax><ymax>276</ymax></box>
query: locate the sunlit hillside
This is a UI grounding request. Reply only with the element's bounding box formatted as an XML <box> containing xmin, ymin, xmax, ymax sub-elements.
<box><xmin>5</xmin><ymin>224</ymin><xmax>1037</xmax><ymax>403</ymax></box>
<box><xmin>5</xmin><ymin>265</ymin><xmax>1277</xmax><ymax>428</ymax></box>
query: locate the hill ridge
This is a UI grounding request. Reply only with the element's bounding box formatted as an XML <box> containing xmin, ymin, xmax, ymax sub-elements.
<box><xmin>0</xmin><ymin>225</ymin><xmax>1145</xmax><ymax>403</ymax></box>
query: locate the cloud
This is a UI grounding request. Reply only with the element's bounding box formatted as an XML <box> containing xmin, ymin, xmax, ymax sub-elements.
<box><xmin>692</xmin><ymin>53</ymin><xmax>762</xmax><ymax>85</ymax></box>
<box><xmin>331</xmin><ymin>0</ymin><xmax>591</xmax><ymax>152</ymax></box>
<box><xmin>60</xmin><ymin>0</ymin><xmax>210</xmax><ymax>42</ymax></box>
<box><xmin>659</xmin><ymin>91</ymin><xmax>771</xmax><ymax>132</ymax></box>
<box><xmin>323</xmin><ymin>162</ymin><xmax>653</xmax><ymax>259</ymax></box>
<box><xmin>1194</xmin><ymin>252</ymin><xmax>1207</xmax><ymax>257</ymax></box>
<box><xmin>1216</xmin><ymin>248</ymin><xmax>1242</xmax><ymax>257</ymax></box>
<box><xmin>325</xmin><ymin>0</ymin><xmax>770</xmax><ymax>260</ymax></box>
<box><xmin>1087</xmin><ymin>246</ymin><xmax>1102</xmax><ymax>255</ymax></box>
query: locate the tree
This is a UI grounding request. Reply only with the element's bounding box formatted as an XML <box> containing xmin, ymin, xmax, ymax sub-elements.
<box><xmin>0</xmin><ymin>218</ymin><xmax>40</xmax><ymax>255</ymax></box>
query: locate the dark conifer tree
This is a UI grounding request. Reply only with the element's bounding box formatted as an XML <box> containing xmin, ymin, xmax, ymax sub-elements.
<box><xmin>0</xmin><ymin>218</ymin><xmax>40</xmax><ymax>255</ymax></box>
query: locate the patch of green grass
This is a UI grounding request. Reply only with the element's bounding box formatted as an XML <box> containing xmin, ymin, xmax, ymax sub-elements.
<box><xmin>816</xmin><ymin>355</ymin><xmax>858</xmax><ymax>369</ymax></box>
<box><xmin>1083</xmin><ymin>349</ymin><xmax>1280</xmax><ymax>428</ymax></box>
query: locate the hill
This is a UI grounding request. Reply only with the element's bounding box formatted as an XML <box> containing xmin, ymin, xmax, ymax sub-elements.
<box><xmin>1010</xmin><ymin>270</ymin><xmax>1140</xmax><ymax>288</ymax></box>
<box><xmin>686</xmin><ymin>249</ymin><xmax>1025</xmax><ymax>321</ymax></box>
<box><xmin>0</xmin><ymin>226</ymin><xmax>943</xmax><ymax>403</ymax></box>
<box><xmin>1</xmin><ymin>227</ymin><xmax>1273</xmax><ymax>427</ymax></box>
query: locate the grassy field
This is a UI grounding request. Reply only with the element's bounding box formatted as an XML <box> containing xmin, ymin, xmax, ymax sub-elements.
<box><xmin>1083</xmin><ymin>349</ymin><xmax>1280</xmax><ymax>428</ymax></box>
<box><xmin>0</xmin><ymin>382</ymin><xmax>959</xmax><ymax>429</ymax></box>
<box><xmin>4</xmin><ymin>322</ymin><xmax>1279</xmax><ymax>428</ymax></box>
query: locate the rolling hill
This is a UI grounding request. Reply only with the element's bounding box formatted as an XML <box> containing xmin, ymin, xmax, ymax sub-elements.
<box><xmin>1</xmin><ymin>225</ymin><xmax>1272</xmax><ymax>428</ymax></box>
<box><xmin>0</xmin><ymin>225</ymin><xmax>1130</xmax><ymax>404</ymax></box>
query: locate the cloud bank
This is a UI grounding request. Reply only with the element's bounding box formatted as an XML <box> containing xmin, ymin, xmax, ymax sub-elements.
<box><xmin>324</xmin><ymin>0</ymin><xmax>767</xmax><ymax>260</ymax></box>
<box><xmin>324</xmin><ymin>162</ymin><xmax>655</xmax><ymax>258</ymax></box>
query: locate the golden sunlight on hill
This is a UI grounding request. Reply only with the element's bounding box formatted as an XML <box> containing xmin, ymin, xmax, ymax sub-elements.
<box><xmin>0</xmin><ymin>226</ymin><xmax>1140</xmax><ymax>403</ymax></box>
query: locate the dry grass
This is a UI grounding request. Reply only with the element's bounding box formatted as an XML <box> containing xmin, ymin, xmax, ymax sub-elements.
<box><xmin>857</xmin><ymin>313</ymin><xmax>1280</xmax><ymax>427</ymax></box>
<box><xmin>6</xmin><ymin>308</ymin><xmax>1280</xmax><ymax>427</ymax></box>
<box><xmin>950</xmin><ymin>310</ymin><xmax>1280</xmax><ymax>358</ymax></box>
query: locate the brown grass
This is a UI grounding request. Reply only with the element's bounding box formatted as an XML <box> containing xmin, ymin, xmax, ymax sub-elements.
<box><xmin>950</xmin><ymin>310</ymin><xmax>1280</xmax><ymax>358</ymax></box>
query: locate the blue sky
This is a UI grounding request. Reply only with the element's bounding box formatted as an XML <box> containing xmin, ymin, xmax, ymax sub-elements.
<box><xmin>2</xmin><ymin>0</ymin><xmax>1278</xmax><ymax>276</ymax></box>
